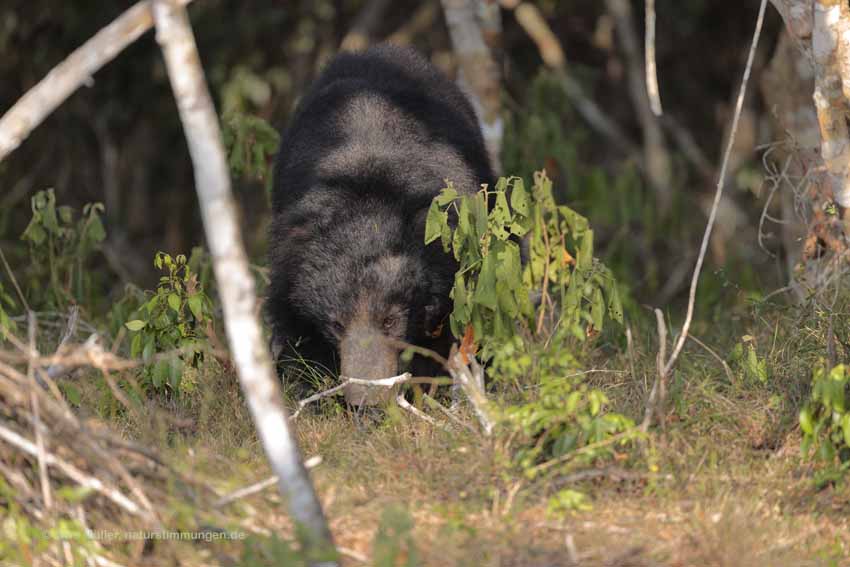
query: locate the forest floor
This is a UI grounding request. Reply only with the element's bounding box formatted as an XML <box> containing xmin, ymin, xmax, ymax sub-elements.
<box><xmin>69</xmin><ymin>308</ymin><xmax>850</xmax><ymax>567</ymax></box>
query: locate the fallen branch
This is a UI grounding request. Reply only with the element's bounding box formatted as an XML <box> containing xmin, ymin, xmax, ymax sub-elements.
<box><xmin>0</xmin><ymin>423</ymin><xmax>147</xmax><ymax>519</ymax></box>
<box><xmin>213</xmin><ymin>455</ymin><xmax>323</xmax><ymax>508</ymax></box>
<box><xmin>446</xmin><ymin>345</ymin><xmax>494</xmax><ymax>435</ymax></box>
<box><xmin>290</xmin><ymin>373</ymin><xmax>413</xmax><ymax>420</ymax></box>
<box><xmin>396</xmin><ymin>393</ymin><xmax>449</xmax><ymax>430</ymax></box>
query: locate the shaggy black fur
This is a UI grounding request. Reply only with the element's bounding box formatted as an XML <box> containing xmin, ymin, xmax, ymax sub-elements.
<box><xmin>267</xmin><ymin>44</ymin><xmax>493</xmax><ymax>385</ymax></box>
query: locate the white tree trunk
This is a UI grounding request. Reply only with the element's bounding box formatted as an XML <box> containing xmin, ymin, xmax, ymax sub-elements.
<box><xmin>151</xmin><ymin>1</ymin><xmax>336</xmax><ymax>562</ymax></box>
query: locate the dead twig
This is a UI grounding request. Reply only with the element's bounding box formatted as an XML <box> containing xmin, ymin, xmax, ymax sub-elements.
<box><xmin>687</xmin><ymin>335</ymin><xmax>736</xmax><ymax>384</ymax></box>
<box><xmin>27</xmin><ymin>312</ymin><xmax>52</xmax><ymax>511</ymax></box>
<box><xmin>290</xmin><ymin>373</ymin><xmax>413</xmax><ymax>420</ymax></box>
<box><xmin>0</xmin><ymin>423</ymin><xmax>147</xmax><ymax>519</ymax></box>
<box><xmin>606</xmin><ymin>0</ymin><xmax>672</xmax><ymax>212</ymax></box>
<box><xmin>447</xmin><ymin>345</ymin><xmax>495</xmax><ymax>435</ymax></box>
<box><xmin>644</xmin><ymin>0</ymin><xmax>662</xmax><ymax>116</ymax></box>
<box><xmin>396</xmin><ymin>393</ymin><xmax>450</xmax><ymax>431</ymax></box>
<box><xmin>647</xmin><ymin>0</ymin><xmax>768</xmax><ymax>429</ymax></box>
<box><xmin>213</xmin><ymin>455</ymin><xmax>322</xmax><ymax>509</ymax></box>
<box><xmin>0</xmin><ymin>247</ymin><xmax>29</xmax><ymax>313</ymax></box>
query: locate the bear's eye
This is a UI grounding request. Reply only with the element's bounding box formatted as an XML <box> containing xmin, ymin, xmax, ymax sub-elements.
<box><xmin>331</xmin><ymin>321</ymin><xmax>345</xmax><ymax>335</ymax></box>
<box><xmin>382</xmin><ymin>316</ymin><xmax>398</xmax><ymax>331</ymax></box>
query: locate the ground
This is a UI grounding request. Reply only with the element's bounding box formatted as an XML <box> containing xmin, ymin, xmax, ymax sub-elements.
<box><xmin>81</xmin><ymin>315</ymin><xmax>850</xmax><ymax>567</ymax></box>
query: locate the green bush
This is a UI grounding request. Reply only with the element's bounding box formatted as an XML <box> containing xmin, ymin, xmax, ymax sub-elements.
<box><xmin>800</xmin><ymin>362</ymin><xmax>850</xmax><ymax>473</ymax></box>
<box><xmin>19</xmin><ymin>188</ymin><xmax>105</xmax><ymax>309</ymax></box>
<box><xmin>426</xmin><ymin>170</ymin><xmax>635</xmax><ymax>493</ymax></box>
<box><xmin>123</xmin><ymin>251</ymin><xmax>215</xmax><ymax>394</ymax></box>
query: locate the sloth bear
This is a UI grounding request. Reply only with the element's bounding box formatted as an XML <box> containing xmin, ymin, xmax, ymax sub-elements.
<box><xmin>267</xmin><ymin>44</ymin><xmax>493</xmax><ymax>406</ymax></box>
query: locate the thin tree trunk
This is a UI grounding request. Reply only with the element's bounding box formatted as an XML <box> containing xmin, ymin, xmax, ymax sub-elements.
<box><xmin>151</xmin><ymin>1</ymin><xmax>337</xmax><ymax>563</ymax></box>
<box><xmin>441</xmin><ymin>0</ymin><xmax>504</xmax><ymax>174</ymax></box>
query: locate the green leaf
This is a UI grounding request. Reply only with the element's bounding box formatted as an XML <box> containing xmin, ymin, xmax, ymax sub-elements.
<box><xmin>434</xmin><ymin>185</ymin><xmax>458</xmax><ymax>206</ymax></box>
<box><xmin>124</xmin><ymin>320</ymin><xmax>147</xmax><ymax>331</ymax></box>
<box><xmin>474</xmin><ymin>252</ymin><xmax>498</xmax><ymax>310</ymax></box>
<box><xmin>590</xmin><ymin>287</ymin><xmax>604</xmax><ymax>331</ymax></box>
<box><xmin>510</xmin><ymin>177</ymin><xmax>529</xmax><ymax>216</ymax></box>
<box><xmin>167</xmin><ymin>293</ymin><xmax>181</xmax><ymax>313</ymax></box>
<box><xmin>187</xmin><ymin>294</ymin><xmax>204</xmax><ymax>320</ymax></box>
<box><xmin>130</xmin><ymin>333</ymin><xmax>142</xmax><ymax>358</ymax></box>
<box><xmin>842</xmin><ymin>414</ymin><xmax>850</xmax><ymax>447</ymax></box>
<box><xmin>60</xmin><ymin>383</ymin><xmax>81</xmax><ymax>407</ymax></box>
<box><xmin>424</xmin><ymin>201</ymin><xmax>447</xmax><ymax>245</ymax></box>
<box><xmin>152</xmin><ymin>359</ymin><xmax>169</xmax><ymax>388</ymax></box>
<box><xmin>800</xmin><ymin>406</ymin><xmax>814</xmax><ymax>435</ymax></box>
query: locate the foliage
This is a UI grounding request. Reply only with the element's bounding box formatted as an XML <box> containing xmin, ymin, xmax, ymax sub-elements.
<box><xmin>799</xmin><ymin>362</ymin><xmax>850</xmax><ymax>475</ymax></box>
<box><xmin>730</xmin><ymin>336</ymin><xmax>768</xmax><ymax>384</ymax></box>
<box><xmin>426</xmin><ymin>170</ymin><xmax>633</xmax><ymax>491</ymax></box>
<box><xmin>19</xmin><ymin>189</ymin><xmax>105</xmax><ymax>309</ymax></box>
<box><xmin>222</xmin><ymin>111</ymin><xmax>280</xmax><ymax>196</ymax></box>
<box><xmin>491</xmin><ymin>334</ymin><xmax>635</xmax><ymax>475</ymax></box>
<box><xmin>425</xmin><ymin>170</ymin><xmax>621</xmax><ymax>348</ymax></box>
<box><xmin>123</xmin><ymin>252</ymin><xmax>215</xmax><ymax>394</ymax></box>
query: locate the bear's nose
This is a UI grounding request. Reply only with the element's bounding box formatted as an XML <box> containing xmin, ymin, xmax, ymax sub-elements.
<box><xmin>339</xmin><ymin>328</ymin><xmax>399</xmax><ymax>406</ymax></box>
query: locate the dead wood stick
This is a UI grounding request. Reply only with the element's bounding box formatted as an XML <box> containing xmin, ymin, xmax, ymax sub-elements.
<box><xmin>396</xmin><ymin>393</ymin><xmax>449</xmax><ymax>430</ymax></box>
<box><xmin>644</xmin><ymin>0</ymin><xmax>662</xmax><ymax>116</ymax></box>
<box><xmin>0</xmin><ymin>424</ymin><xmax>146</xmax><ymax>519</ymax></box>
<box><xmin>291</xmin><ymin>373</ymin><xmax>413</xmax><ymax>420</ymax></box>
<box><xmin>27</xmin><ymin>312</ymin><xmax>52</xmax><ymax>510</ymax></box>
<box><xmin>213</xmin><ymin>455</ymin><xmax>323</xmax><ymax>508</ymax></box>
<box><xmin>0</xmin><ymin>0</ymin><xmax>192</xmax><ymax>162</ymax></box>
<box><xmin>0</xmin><ymin>247</ymin><xmax>29</xmax><ymax>312</ymax></box>
<box><xmin>606</xmin><ymin>0</ymin><xmax>672</xmax><ymax>212</ymax></box>
<box><xmin>446</xmin><ymin>346</ymin><xmax>494</xmax><ymax>435</ymax></box>
<box><xmin>151</xmin><ymin>0</ymin><xmax>335</xmax><ymax>557</ymax></box>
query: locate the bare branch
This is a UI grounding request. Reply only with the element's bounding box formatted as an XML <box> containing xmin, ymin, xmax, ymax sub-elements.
<box><xmin>658</xmin><ymin>0</ymin><xmax>769</xmax><ymax>390</ymax></box>
<box><xmin>446</xmin><ymin>346</ymin><xmax>494</xmax><ymax>435</ymax></box>
<box><xmin>151</xmin><ymin>0</ymin><xmax>335</xmax><ymax>557</ymax></box>
<box><xmin>213</xmin><ymin>455</ymin><xmax>322</xmax><ymax>508</ymax></box>
<box><xmin>606</xmin><ymin>0</ymin><xmax>672</xmax><ymax>212</ymax></box>
<box><xmin>0</xmin><ymin>424</ymin><xmax>146</xmax><ymax>519</ymax></box>
<box><xmin>0</xmin><ymin>246</ymin><xmax>29</xmax><ymax>313</ymax></box>
<box><xmin>396</xmin><ymin>393</ymin><xmax>450</xmax><ymax>430</ymax></box>
<box><xmin>644</xmin><ymin>0</ymin><xmax>663</xmax><ymax>116</ymax></box>
<box><xmin>340</xmin><ymin>0</ymin><xmax>393</xmax><ymax>51</ymax></box>
<box><xmin>27</xmin><ymin>312</ymin><xmax>52</xmax><ymax>510</ymax></box>
<box><xmin>290</xmin><ymin>373</ymin><xmax>413</xmax><ymax>420</ymax></box>
<box><xmin>0</xmin><ymin>0</ymin><xmax>192</xmax><ymax>163</ymax></box>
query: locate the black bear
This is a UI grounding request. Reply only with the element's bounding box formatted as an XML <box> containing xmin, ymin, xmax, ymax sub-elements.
<box><xmin>267</xmin><ymin>44</ymin><xmax>493</xmax><ymax>405</ymax></box>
